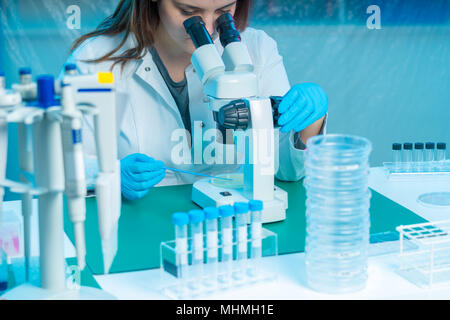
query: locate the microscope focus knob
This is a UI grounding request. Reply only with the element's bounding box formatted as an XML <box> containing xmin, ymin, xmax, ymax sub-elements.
<box><xmin>270</xmin><ymin>96</ymin><xmax>282</xmax><ymax>128</ymax></box>
<box><xmin>215</xmin><ymin>99</ymin><xmax>250</xmax><ymax>130</ymax></box>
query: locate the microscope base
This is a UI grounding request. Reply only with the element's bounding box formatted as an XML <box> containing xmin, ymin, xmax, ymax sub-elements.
<box><xmin>1</xmin><ymin>283</ymin><xmax>116</xmax><ymax>300</ymax></box>
<box><xmin>192</xmin><ymin>179</ymin><xmax>287</xmax><ymax>223</ymax></box>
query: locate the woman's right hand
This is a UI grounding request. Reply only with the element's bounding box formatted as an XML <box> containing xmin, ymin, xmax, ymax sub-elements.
<box><xmin>120</xmin><ymin>153</ymin><xmax>165</xmax><ymax>201</ymax></box>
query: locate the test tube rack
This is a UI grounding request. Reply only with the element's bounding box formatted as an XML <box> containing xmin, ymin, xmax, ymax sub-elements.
<box><xmin>396</xmin><ymin>220</ymin><xmax>450</xmax><ymax>289</ymax></box>
<box><xmin>383</xmin><ymin>160</ymin><xmax>450</xmax><ymax>181</ymax></box>
<box><xmin>159</xmin><ymin>227</ymin><xmax>277</xmax><ymax>299</ymax></box>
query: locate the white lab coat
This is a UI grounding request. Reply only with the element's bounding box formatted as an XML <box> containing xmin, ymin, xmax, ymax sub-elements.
<box><xmin>63</xmin><ymin>27</ymin><xmax>318</xmax><ymax>186</ymax></box>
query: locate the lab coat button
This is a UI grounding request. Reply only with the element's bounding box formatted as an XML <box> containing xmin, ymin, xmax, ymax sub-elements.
<box><xmin>145</xmin><ymin>67</ymin><xmax>151</xmax><ymax>72</ymax></box>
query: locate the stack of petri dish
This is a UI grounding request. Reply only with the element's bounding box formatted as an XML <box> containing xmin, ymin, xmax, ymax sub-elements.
<box><xmin>304</xmin><ymin>134</ymin><xmax>372</xmax><ymax>294</ymax></box>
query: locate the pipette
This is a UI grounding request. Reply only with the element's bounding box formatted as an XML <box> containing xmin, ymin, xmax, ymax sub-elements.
<box><xmin>163</xmin><ymin>166</ymin><xmax>232</xmax><ymax>181</ymax></box>
<box><xmin>61</xmin><ymin>83</ymin><xmax>87</xmax><ymax>270</ymax></box>
<box><xmin>13</xmin><ymin>67</ymin><xmax>37</xmax><ymax>280</ymax></box>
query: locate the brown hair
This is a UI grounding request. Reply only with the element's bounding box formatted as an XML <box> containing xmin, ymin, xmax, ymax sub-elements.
<box><xmin>71</xmin><ymin>0</ymin><xmax>253</xmax><ymax>70</ymax></box>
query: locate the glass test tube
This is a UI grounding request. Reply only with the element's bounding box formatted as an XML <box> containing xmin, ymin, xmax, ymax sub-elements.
<box><xmin>203</xmin><ymin>207</ymin><xmax>219</xmax><ymax>287</ymax></box>
<box><xmin>414</xmin><ymin>142</ymin><xmax>424</xmax><ymax>172</ymax></box>
<box><xmin>0</xmin><ymin>71</ymin><xmax>5</xmax><ymax>90</ymax></box>
<box><xmin>19</xmin><ymin>67</ymin><xmax>32</xmax><ymax>85</ymax></box>
<box><xmin>392</xmin><ymin>143</ymin><xmax>402</xmax><ymax>172</ymax></box>
<box><xmin>403</xmin><ymin>143</ymin><xmax>413</xmax><ymax>172</ymax></box>
<box><xmin>172</xmin><ymin>212</ymin><xmax>189</xmax><ymax>281</ymax></box>
<box><xmin>234</xmin><ymin>202</ymin><xmax>249</xmax><ymax>280</ymax></box>
<box><xmin>218</xmin><ymin>205</ymin><xmax>234</xmax><ymax>283</ymax></box>
<box><xmin>425</xmin><ymin>142</ymin><xmax>435</xmax><ymax>172</ymax></box>
<box><xmin>249</xmin><ymin>200</ymin><xmax>263</xmax><ymax>278</ymax></box>
<box><xmin>188</xmin><ymin>210</ymin><xmax>205</xmax><ymax>288</ymax></box>
<box><xmin>436</xmin><ymin>142</ymin><xmax>447</xmax><ymax>172</ymax></box>
<box><xmin>436</xmin><ymin>143</ymin><xmax>446</xmax><ymax>161</ymax></box>
<box><xmin>64</xmin><ymin>63</ymin><xmax>78</xmax><ymax>76</ymax></box>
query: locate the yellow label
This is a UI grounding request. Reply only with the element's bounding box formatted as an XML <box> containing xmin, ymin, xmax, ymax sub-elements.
<box><xmin>98</xmin><ymin>72</ymin><xmax>114</xmax><ymax>84</ymax></box>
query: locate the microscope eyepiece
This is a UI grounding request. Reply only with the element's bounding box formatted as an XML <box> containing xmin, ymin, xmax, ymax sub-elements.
<box><xmin>183</xmin><ymin>16</ymin><xmax>214</xmax><ymax>49</ymax></box>
<box><xmin>216</xmin><ymin>13</ymin><xmax>241</xmax><ymax>47</ymax></box>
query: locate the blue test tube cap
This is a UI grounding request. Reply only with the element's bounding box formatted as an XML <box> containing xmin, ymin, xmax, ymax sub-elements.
<box><xmin>172</xmin><ymin>212</ymin><xmax>189</xmax><ymax>226</ymax></box>
<box><xmin>437</xmin><ymin>142</ymin><xmax>446</xmax><ymax>150</ymax></box>
<box><xmin>0</xmin><ymin>70</ymin><xmax>5</xmax><ymax>77</ymax></box>
<box><xmin>19</xmin><ymin>67</ymin><xmax>32</xmax><ymax>75</ymax></box>
<box><xmin>218</xmin><ymin>205</ymin><xmax>234</xmax><ymax>218</ymax></box>
<box><xmin>234</xmin><ymin>202</ymin><xmax>249</xmax><ymax>214</ymax></box>
<box><xmin>37</xmin><ymin>75</ymin><xmax>57</xmax><ymax>109</ymax></box>
<box><xmin>249</xmin><ymin>200</ymin><xmax>263</xmax><ymax>211</ymax></box>
<box><xmin>65</xmin><ymin>63</ymin><xmax>77</xmax><ymax>71</ymax></box>
<box><xmin>403</xmin><ymin>143</ymin><xmax>413</xmax><ymax>150</ymax></box>
<box><xmin>425</xmin><ymin>142</ymin><xmax>435</xmax><ymax>150</ymax></box>
<box><xmin>204</xmin><ymin>207</ymin><xmax>219</xmax><ymax>220</ymax></box>
<box><xmin>392</xmin><ymin>143</ymin><xmax>402</xmax><ymax>151</ymax></box>
<box><xmin>188</xmin><ymin>209</ymin><xmax>205</xmax><ymax>223</ymax></box>
<box><xmin>414</xmin><ymin>142</ymin><xmax>424</xmax><ymax>150</ymax></box>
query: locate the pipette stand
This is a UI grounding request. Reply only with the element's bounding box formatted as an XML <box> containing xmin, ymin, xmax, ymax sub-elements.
<box><xmin>0</xmin><ymin>76</ymin><xmax>115</xmax><ymax>299</ymax></box>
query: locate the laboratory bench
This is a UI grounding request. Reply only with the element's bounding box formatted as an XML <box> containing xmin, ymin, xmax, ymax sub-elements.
<box><xmin>2</xmin><ymin>167</ymin><xmax>450</xmax><ymax>299</ymax></box>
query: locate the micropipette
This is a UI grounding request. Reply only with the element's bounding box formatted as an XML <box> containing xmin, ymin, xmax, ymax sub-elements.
<box><xmin>12</xmin><ymin>68</ymin><xmax>37</xmax><ymax>281</ymax></box>
<box><xmin>61</xmin><ymin>83</ymin><xmax>87</xmax><ymax>270</ymax></box>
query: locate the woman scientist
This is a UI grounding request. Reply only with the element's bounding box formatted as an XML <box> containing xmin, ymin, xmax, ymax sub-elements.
<box><xmin>64</xmin><ymin>0</ymin><xmax>328</xmax><ymax>200</ymax></box>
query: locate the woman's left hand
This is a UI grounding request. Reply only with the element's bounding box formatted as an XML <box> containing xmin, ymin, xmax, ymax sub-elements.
<box><xmin>277</xmin><ymin>83</ymin><xmax>328</xmax><ymax>133</ymax></box>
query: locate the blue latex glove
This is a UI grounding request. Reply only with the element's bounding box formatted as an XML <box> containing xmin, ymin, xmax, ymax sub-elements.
<box><xmin>277</xmin><ymin>83</ymin><xmax>328</xmax><ymax>133</ymax></box>
<box><xmin>120</xmin><ymin>153</ymin><xmax>166</xmax><ymax>201</ymax></box>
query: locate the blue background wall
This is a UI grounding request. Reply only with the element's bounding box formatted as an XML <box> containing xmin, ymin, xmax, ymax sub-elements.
<box><xmin>1</xmin><ymin>0</ymin><xmax>449</xmax><ymax>200</ymax></box>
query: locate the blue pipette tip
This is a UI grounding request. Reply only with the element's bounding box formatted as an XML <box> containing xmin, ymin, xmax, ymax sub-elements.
<box><xmin>249</xmin><ymin>200</ymin><xmax>263</xmax><ymax>211</ymax></box>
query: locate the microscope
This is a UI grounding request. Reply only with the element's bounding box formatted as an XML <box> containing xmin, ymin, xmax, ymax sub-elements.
<box><xmin>185</xmin><ymin>14</ymin><xmax>288</xmax><ymax>223</ymax></box>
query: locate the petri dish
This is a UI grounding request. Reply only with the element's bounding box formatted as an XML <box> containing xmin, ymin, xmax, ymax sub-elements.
<box><xmin>210</xmin><ymin>173</ymin><xmax>244</xmax><ymax>189</ymax></box>
<box><xmin>417</xmin><ymin>192</ymin><xmax>450</xmax><ymax>208</ymax></box>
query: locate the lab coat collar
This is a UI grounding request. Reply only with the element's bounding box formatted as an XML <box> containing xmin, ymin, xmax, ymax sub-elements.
<box><xmin>135</xmin><ymin>49</ymin><xmax>179</xmax><ymax>118</ymax></box>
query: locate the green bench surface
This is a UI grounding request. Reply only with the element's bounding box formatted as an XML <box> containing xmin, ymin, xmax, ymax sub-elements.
<box><xmin>64</xmin><ymin>180</ymin><xmax>426</xmax><ymax>275</ymax></box>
